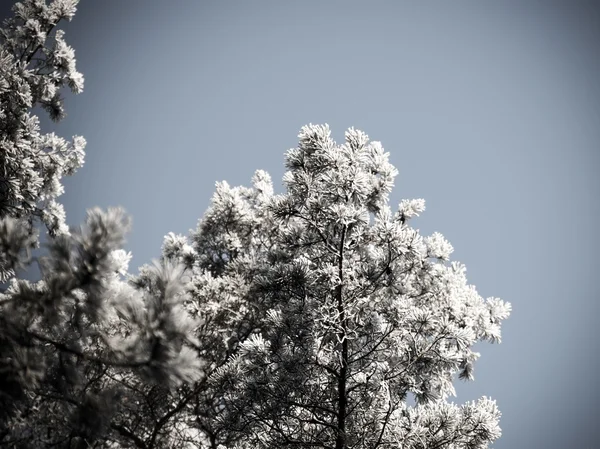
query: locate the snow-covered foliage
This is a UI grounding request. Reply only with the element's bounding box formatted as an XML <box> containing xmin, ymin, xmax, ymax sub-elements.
<box><xmin>0</xmin><ymin>207</ymin><xmax>204</xmax><ymax>447</ymax></box>
<box><xmin>0</xmin><ymin>0</ymin><xmax>86</xmax><ymax>247</ymax></box>
<box><xmin>0</xmin><ymin>3</ymin><xmax>205</xmax><ymax>447</ymax></box>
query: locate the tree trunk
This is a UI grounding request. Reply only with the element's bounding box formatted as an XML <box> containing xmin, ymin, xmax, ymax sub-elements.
<box><xmin>335</xmin><ymin>227</ymin><xmax>348</xmax><ymax>449</ymax></box>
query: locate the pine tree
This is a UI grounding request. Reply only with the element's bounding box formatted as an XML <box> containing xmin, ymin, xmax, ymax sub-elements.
<box><xmin>188</xmin><ymin>124</ymin><xmax>511</xmax><ymax>449</ymax></box>
<box><xmin>0</xmin><ymin>3</ymin><xmax>203</xmax><ymax>446</ymax></box>
<box><xmin>0</xmin><ymin>0</ymin><xmax>86</xmax><ymax>249</ymax></box>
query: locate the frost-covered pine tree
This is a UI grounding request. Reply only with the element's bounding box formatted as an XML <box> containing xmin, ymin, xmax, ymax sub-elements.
<box><xmin>0</xmin><ymin>3</ymin><xmax>204</xmax><ymax>446</ymax></box>
<box><xmin>185</xmin><ymin>124</ymin><xmax>511</xmax><ymax>449</ymax></box>
<box><xmin>0</xmin><ymin>0</ymin><xmax>86</xmax><ymax>249</ymax></box>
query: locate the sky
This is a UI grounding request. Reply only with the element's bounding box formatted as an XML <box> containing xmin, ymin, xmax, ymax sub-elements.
<box><xmin>3</xmin><ymin>1</ymin><xmax>600</xmax><ymax>447</ymax></box>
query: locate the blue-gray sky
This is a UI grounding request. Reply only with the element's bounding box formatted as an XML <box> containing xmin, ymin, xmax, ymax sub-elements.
<box><xmin>3</xmin><ymin>1</ymin><xmax>599</xmax><ymax>447</ymax></box>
